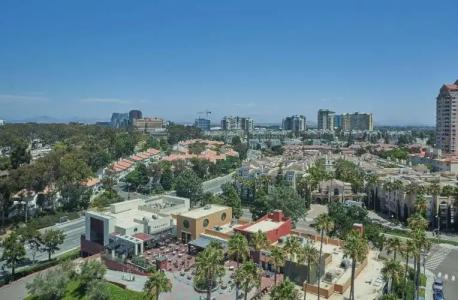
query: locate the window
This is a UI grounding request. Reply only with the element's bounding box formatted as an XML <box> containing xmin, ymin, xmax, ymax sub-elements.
<box><xmin>203</xmin><ymin>219</ymin><xmax>209</xmax><ymax>227</ymax></box>
<box><xmin>221</xmin><ymin>212</ymin><xmax>227</xmax><ymax>221</ymax></box>
<box><xmin>183</xmin><ymin>219</ymin><xmax>190</xmax><ymax>229</ymax></box>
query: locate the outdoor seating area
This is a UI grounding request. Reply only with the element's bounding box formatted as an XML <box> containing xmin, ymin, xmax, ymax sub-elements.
<box><xmin>143</xmin><ymin>241</ymin><xmax>196</xmax><ymax>272</ymax></box>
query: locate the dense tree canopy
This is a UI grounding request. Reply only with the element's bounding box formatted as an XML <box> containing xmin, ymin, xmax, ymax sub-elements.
<box><xmin>174</xmin><ymin>169</ymin><xmax>203</xmax><ymax>205</ymax></box>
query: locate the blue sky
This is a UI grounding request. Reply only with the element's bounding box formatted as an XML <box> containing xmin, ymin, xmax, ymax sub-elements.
<box><xmin>0</xmin><ymin>0</ymin><xmax>457</xmax><ymax>125</ymax></box>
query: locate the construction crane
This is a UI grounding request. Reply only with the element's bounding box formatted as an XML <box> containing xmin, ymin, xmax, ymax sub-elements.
<box><xmin>197</xmin><ymin>110</ymin><xmax>212</xmax><ymax>119</ymax></box>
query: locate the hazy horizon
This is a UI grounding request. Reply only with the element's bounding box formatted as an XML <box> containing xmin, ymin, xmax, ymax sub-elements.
<box><xmin>1</xmin><ymin>1</ymin><xmax>457</xmax><ymax>126</ymax></box>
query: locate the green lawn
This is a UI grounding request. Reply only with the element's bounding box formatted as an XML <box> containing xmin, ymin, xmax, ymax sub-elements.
<box><xmin>27</xmin><ymin>279</ymin><xmax>144</xmax><ymax>300</ymax></box>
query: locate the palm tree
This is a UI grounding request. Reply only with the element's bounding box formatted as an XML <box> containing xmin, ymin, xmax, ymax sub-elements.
<box><xmin>300</xmin><ymin>244</ymin><xmax>319</xmax><ymax>300</ymax></box>
<box><xmin>250</xmin><ymin>230</ymin><xmax>269</xmax><ymax>264</ymax></box>
<box><xmin>382</xmin><ymin>259</ymin><xmax>403</xmax><ymax>294</ymax></box>
<box><xmin>314</xmin><ymin>213</ymin><xmax>334</xmax><ymax>300</ymax></box>
<box><xmin>343</xmin><ymin>230</ymin><xmax>369</xmax><ymax>300</ymax></box>
<box><xmin>194</xmin><ymin>242</ymin><xmax>226</xmax><ymax>300</ymax></box>
<box><xmin>234</xmin><ymin>260</ymin><xmax>261</xmax><ymax>300</ymax></box>
<box><xmin>228</xmin><ymin>233</ymin><xmax>250</xmax><ymax>299</ymax></box>
<box><xmin>269</xmin><ymin>247</ymin><xmax>286</xmax><ymax>286</ymax></box>
<box><xmin>365</xmin><ymin>174</ymin><xmax>379</xmax><ymax>210</ymax></box>
<box><xmin>414</xmin><ymin>194</ymin><xmax>428</xmax><ymax>217</ymax></box>
<box><xmin>408</xmin><ymin>214</ymin><xmax>430</xmax><ymax>300</ymax></box>
<box><xmin>284</xmin><ymin>236</ymin><xmax>302</xmax><ymax>262</ymax></box>
<box><xmin>270</xmin><ymin>278</ymin><xmax>300</xmax><ymax>300</ymax></box>
<box><xmin>386</xmin><ymin>237</ymin><xmax>401</xmax><ymax>261</ymax></box>
<box><xmin>402</xmin><ymin>239</ymin><xmax>415</xmax><ymax>300</ymax></box>
<box><xmin>144</xmin><ymin>270</ymin><xmax>172</xmax><ymax>300</ymax></box>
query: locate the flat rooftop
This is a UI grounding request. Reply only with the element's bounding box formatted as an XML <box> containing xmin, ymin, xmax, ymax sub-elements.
<box><xmin>179</xmin><ymin>205</ymin><xmax>228</xmax><ymax>219</ymax></box>
<box><xmin>244</xmin><ymin>219</ymin><xmax>284</xmax><ymax>233</ymax></box>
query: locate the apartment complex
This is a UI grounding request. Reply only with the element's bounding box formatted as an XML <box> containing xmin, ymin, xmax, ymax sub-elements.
<box><xmin>317</xmin><ymin>109</ymin><xmax>335</xmax><ymax>130</ymax></box>
<box><xmin>336</xmin><ymin>112</ymin><xmax>373</xmax><ymax>131</ymax></box>
<box><xmin>133</xmin><ymin>117</ymin><xmax>165</xmax><ymax>133</ymax></box>
<box><xmin>282</xmin><ymin>115</ymin><xmax>306</xmax><ymax>132</ymax></box>
<box><xmin>221</xmin><ymin>116</ymin><xmax>254</xmax><ymax>131</ymax></box>
<box><xmin>436</xmin><ymin>80</ymin><xmax>458</xmax><ymax>154</ymax></box>
<box><xmin>194</xmin><ymin>117</ymin><xmax>211</xmax><ymax>131</ymax></box>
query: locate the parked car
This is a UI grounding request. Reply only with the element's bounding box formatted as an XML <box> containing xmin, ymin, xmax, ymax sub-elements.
<box><xmin>433</xmin><ymin>278</ymin><xmax>444</xmax><ymax>292</ymax></box>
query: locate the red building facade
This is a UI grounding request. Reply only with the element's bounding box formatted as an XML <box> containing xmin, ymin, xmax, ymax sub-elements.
<box><xmin>234</xmin><ymin>210</ymin><xmax>292</xmax><ymax>243</ymax></box>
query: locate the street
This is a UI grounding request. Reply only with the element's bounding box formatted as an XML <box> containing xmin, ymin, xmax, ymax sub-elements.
<box><xmin>1</xmin><ymin>173</ymin><xmax>234</xmax><ymax>275</ymax></box>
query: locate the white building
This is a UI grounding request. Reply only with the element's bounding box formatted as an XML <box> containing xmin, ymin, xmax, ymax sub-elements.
<box><xmin>82</xmin><ymin>195</ymin><xmax>190</xmax><ymax>257</ymax></box>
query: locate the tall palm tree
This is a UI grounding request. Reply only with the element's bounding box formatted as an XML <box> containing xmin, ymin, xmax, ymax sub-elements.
<box><xmin>408</xmin><ymin>214</ymin><xmax>430</xmax><ymax>300</ymax></box>
<box><xmin>365</xmin><ymin>174</ymin><xmax>379</xmax><ymax>210</ymax></box>
<box><xmin>194</xmin><ymin>242</ymin><xmax>226</xmax><ymax>300</ymax></box>
<box><xmin>270</xmin><ymin>278</ymin><xmax>300</xmax><ymax>300</ymax></box>
<box><xmin>382</xmin><ymin>259</ymin><xmax>403</xmax><ymax>294</ymax></box>
<box><xmin>414</xmin><ymin>194</ymin><xmax>428</xmax><ymax>218</ymax></box>
<box><xmin>228</xmin><ymin>233</ymin><xmax>250</xmax><ymax>300</ymax></box>
<box><xmin>314</xmin><ymin>213</ymin><xmax>334</xmax><ymax>300</ymax></box>
<box><xmin>234</xmin><ymin>260</ymin><xmax>261</xmax><ymax>300</ymax></box>
<box><xmin>402</xmin><ymin>239</ymin><xmax>415</xmax><ymax>300</ymax></box>
<box><xmin>144</xmin><ymin>270</ymin><xmax>172</xmax><ymax>300</ymax></box>
<box><xmin>284</xmin><ymin>236</ymin><xmax>302</xmax><ymax>262</ymax></box>
<box><xmin>343</xmin><ymin>230</ymin><xmax>369</xmax><ymax>300</ymax></box>
<box><xmin>300</xmin><ymin>244</ymin><xmax>319</xmax><ymax>300</ymax></box>
<box><xmin>250</xmin><ymin>230</ymin><xmax>269</xmax><ymax>265</ymax></box>
<box><xmin>386</xmin><ymin>237</ymin><xmax>401</xmax><ymax>261</ymax></box>
<box><xmin>269</xmin><ymin>247</ymin><xmax>286</xmax><ymax>286</ymax></box>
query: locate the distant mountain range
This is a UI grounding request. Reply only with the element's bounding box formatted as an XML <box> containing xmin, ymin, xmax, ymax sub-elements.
<box><xmin>6</xmin><ymin>115</ymin><xmax>108</xmax><ymax>124</ymax></box>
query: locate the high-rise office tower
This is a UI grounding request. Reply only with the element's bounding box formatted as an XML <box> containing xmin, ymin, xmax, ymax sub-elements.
<box><xmin>436</xmin><ymin>80</ymin><xmax>458</xmax><ymax>154</ymax></box>
<box><xmin>129</xmin><ymin>110</ymin><xmax>143</xmax><ymax>124</ymax></box>
<box><xmin>317</xmin><ymin>109</ymin><xmax>335</xmax><ymax>130</ymax></box>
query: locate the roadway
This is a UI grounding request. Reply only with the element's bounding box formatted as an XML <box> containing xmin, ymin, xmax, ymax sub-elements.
<box><xmin>1</xmin><ymin>173</ymin><xmax>234</xmax><ymax>276</ymax></box>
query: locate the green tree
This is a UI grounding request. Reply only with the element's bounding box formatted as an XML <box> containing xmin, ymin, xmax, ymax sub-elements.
<box><xmin>194</xmin><ymin>242</ymin><xmax>226</xmax><ymax>300</ymax></box>
<box><xmin>221</xmin><ymin>183</ymin><xmax>242</xmax><ymax>219</ymax></box>
<box><xmin>160</xmin><ymin>168</ymin><xmax>173</xmax><ymax>191</ymax></box>
<box><xmin>234</xmin><ymin>260</ymin><xmax>261</xmax><ymax>300</ymax></box>
<box><xmin>270</xmin><ymin>278</ymin><xmax>300</xmax><ymax>300</ymax></box>
<box><xmin>228</xmin><ymin>233</ymin><xmax>250</xmax><ymax>299</ymax></box>
<box><xmin>382</xmin><ymin>259</ymin><xmax>403</xmax><ymax>294</ymax></box>
<box><xmin>283</xmin><ymin>236</ymin><xmax>302</xmax><ymax>263</ymax></box>
<box><xmin>26</xmin><ymin>267</ymin><xmax>69</xmax><ymax>300</ymax></box>
<box><xmin>386</xmin><ymin>237</ymin><xmax>402</xmax><ymax>261</ymax></box>
<box><xmin>124</xmin><ymin>163</ymin><xmax>150</xmax><ymax>191</ymax></box>
<box><xmin>174</xmin><ymin>169</ymin><xmax>203</xmax><ymax>206</ymax></box>
<box><xmin>87</xmin><ymin>279</ymin><xmax>109</xmax><ymax>300</ymax></box>
<box><xmin>1</xmin><ymin>232</ymin><xmax>26</xmax><ymax>278</ymax></box>
<box><xmin>254</xmin><ymin>186</ymin><xmax>307</xmax><ymax>222</ymax></box>
<box><xmin>314</xmin><ymin>213</ymin><xmax>334</xmax><ymax>300</ymax></box>
<box><xmin>343</xmin><ymin>231</ymin><xmax>369</xmax><ymax>300</ymax></box>
<box><xmin>10</xmin><ymin>140</ymin><xmax>31</xmax><ymax>169</ymax></box>
<box><xmin>269</xmin><ymin>247</ymin><xmax>286</xmax><ymax>286</ymax></box>
<box><xmin>92</xmin><ymin>190</ymin><xmax>122</xmax><ymax>210</ymax></box>
<box><xmin>144</xmin><ymin>270</ymin><xmax>172</xmax><ymax>300</ymax></box>
<box><xmin>300</xmin><ymin>244</ymin><xmax>319</xmax><ymax>300</ymax></box>
<box><xmin>79</xmin><ymin>260</ymin><xmax>107</xmax><ymax>291</ymax></box>
<box><xmin>250</xmin><ymin>230</ymin><xmax>269</xmax><ymax>263</ymax></box>
<box><xmin>17</xmin><ymin>224</ymin><xmax>42</xmax><ymax>264</ymax></box>
<box><xmin>40</xmin><ymin>229</ymin><xmax>65</xmax><ymax>260</ymax></box>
